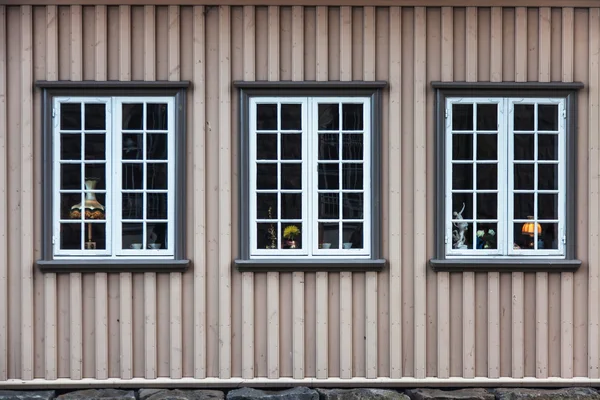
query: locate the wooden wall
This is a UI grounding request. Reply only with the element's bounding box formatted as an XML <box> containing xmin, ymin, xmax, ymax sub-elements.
<box><xmin>0</xmin><ymin>4</ymin><xmax>599</xmax><ymax>385</ymax></box>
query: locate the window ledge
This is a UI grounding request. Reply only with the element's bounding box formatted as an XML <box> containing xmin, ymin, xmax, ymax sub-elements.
<box><xmin>234</xmin><ymin>258</ymin><xmax>387</xmax><ymax>272</ymax></box>
<box><xmin>37</xmin><ymin>259</ymin><xmax>190</xmax><ymax>273</ymax></box>
<box><xmin>429</xmin><ymin>258</ymin><xmax>582</xmax><ymax>272</ymax></box>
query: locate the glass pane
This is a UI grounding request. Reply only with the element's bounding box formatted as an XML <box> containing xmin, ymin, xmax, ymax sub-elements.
<box><xmin>342</xmin><ymin>104</ymin><xmax>363</xmax><ymax>130</ymax></box>
<box><xmin>475</xmin><ymin>222</ymin><xmax>497</xmax><ymax>249</ymax></box>
<box><xmin>514</xmin><ymin>104</ymin><xmax>535</xmax><ymax>131</ymax></box>
<box><xmin>452</xmin><ymin>164</ymin><xmax>473</xmax><ymax>190</ymax></box>
<box><xmin>147</xmin><ymin>222</ymin><xmax>167</xmax><ymax>249</ymax></box>
<box><xmin>513</xmin><ymin>222</ymin><xmax>533</xmax><ymax>250</ymax></box>
<box><xmin>282</xmin><ymin>223</ymin><xmax>302</xmax><ymax>249</ymax></box>
<box><xmin>147</xmin><ymin>193</ymin><xmax>168</xmax><ymax>219</ymax></box>
<box><xmin>122</xmin><ymin>193</ymin><xmax>143</xmax><ymax>219</ymax></box>
<box><xmin>61</xmin><ymin>193</ymin><xmax>83</xmax><ymax>219</ymax></box>
<box><xmin>256</xmin><ymin>164</ymin><xmax>278</xmax><ymax>189</ymax></box>
<box><xmin>60</xmin><ymin>164</ymin><xmax>81</xmax><ymax>189</ymax></box>
<box><xmin>538</xmin><ymin>104</ymin><xmax>558</xmax><ymax>131</ymax></box>
<box><xmin>538</xmin><ymin>134</ymin><xmax>558</xmax><ymax>160</ymax></box>
<box><xmin>60</xmin><ymin>223</ymin><xmax>82</xmax><ymax>250</ymax></box>
<box><xmin>541</xmin><ymin>223</ymin><xmax>559</xmax><ymax>249</ymax></box>
<box><xmin>539</xmin><ymin>194</ymin><xmax>558</xmax><ymax>219</ymax></box>
<box><xmin>538</xmin><ymin>164</ymin><xmax>558</xmax><ymax>190</ymax></box>
<box><xmin>123</xmin><ymin>134</ymin><xmax>143</xmax><ymax>159</ymax></box>
<box><xmin>281</xmin><ymin>104</ymin><xmax>301</xmax><ymax>130</ymax></box>
<box><xmin>476</xmin><ymin>164</ymin><xmax>498</xmax><ymax>190</ymax></box>
<box><xmin>147</xmin><ymin>163</ymin><xmax>168</xmax><ymax>190</ymax></box>
<box><xmin>452</xmin><ymin>221</ymin><xmax>473</xmax><ymax>249</ymax></box>
<box><xmin>343</xmin><ymin>193</ymin><xmax>363</xmax><ymax>219</ymax></box>
<box><xmin>282</xmin><ymin>193</ymin><xmax>302</xmax><ymax>219</ymax></box>
<box><xmin>147</xmin><ymin>134</ymin><xmax>168</xmax><ymax>160</ymax></box>
<box><xmin>452</xmin><ymin>134</ymin><xmax>473</xmax><ymax>161</ymax></box>
<box><xmin>85</xmin><ymin>104</ymin><xmax>105</xmax><ymax>130</ymax></box>
<box><xmin>85</xmin><ymin>223</ymin><xmax>106</xmax><ymax>250</ymax></box>
<box><xmin>318</xmin><ymin>164</ymin><xmax>339</xmax><ymax>189</ymax></box>
<box><xmin>318</xmin><ymin>192</ymin><xmax>339</xmax><ymax>219</ymax></box>
<box><xmin>84</xmin><ymin>165</ymin><xmax>105</xmax><ymax>186</ymax></box>
<box><xmin>514</xmin><ymin>164</ymin><xmax>534</xmax><ymax>190</ymax></box>
<box><xmin>477</xmin><ymin>104</ymin><xmax>497</xmax><ymax>130</ymax></box>
<box><xmin>281</xmin><ymin>134</ymin><xmax>301</xmax><ymax>160</ymax></box>
<box><xmin>258</xmin><ymin>222</ymin><xmax>278</xmax><ymax>250</ymax></box>
<box><xmin>476</xmin><ymin>193</ymin><xmax>497</xmax><ymax>219</ymax></box>
<box><xmin>452</xmin><ymin>194</ymin><xmax>473</xmax><ymax>220</ymax></box>
<box><xmin>342</xmin><ymin>163</ymin><xmax>363</xmax><ymax>190</ymax></box>
<box><xmin>84</xmin><ymin>134</ymin><xmax>105</xmax><ymax>160</ymax></box>
<box><xmin>122</xmin><ymin>103</ymin><xmax>143</xmax><ymax>130</ymax></box>
<box><xmin>61</xmin><ymin>134</ymin><xmax>81</xmax><ymax>160</ymax></box>
<box><xmin>60</xmin><ymin>103</ymin><xmax>81</xmax><ymax>130</ymax></box>
<box><xmin>476</xmin><ymin>134</ymin><xmax>497</xmax><ymax>160</ymax></box>
<box><xmin>256</xmin><ymin>134</ymin><xmax>277</xmax><ymax>160</ymax></box>
<box><xmin>146</xmin><ymin>103</ymin><xmax>168</xmax><ymax>130</ymax></box>
<box><xmin>514</xmin><ymin>193</ymin><xmax>534</xmax><ymax>219</ymax></box>
<box><xmin>122</xmin><ymin>223</ymin><xmax>143</xmax><ymax>249</ymax></box>
<box><xmin>514</xmin><ymin>134</ymin><xmax>534</xmax><ymax>160</ymax></box>
<box><xmin>343</xmin><ymin>134</ymin><xmax>363</xmax><ymax>160</ymax></box>
<box><xmin>319</xmin><ymin>222</ymin><xmax>339</xmax><ymax>249</ymax></box>
<box><xmin>342</xmin><ymin>222</ymin><xmax>363</xmax><ymax>249</ymax></box>
<box><xmin>256</xmin><ymin>104</ymin><xmax>277</xmax><ymax>130</ymax></box>
<box><xmin>257</xmin><ymin>193</ymin><xmax>277</xmax><ymax>219</ymax></box>
<box><xmin>281</xmin><ymin>164</ymin><xmax>301</xmax><ymax>189</ymax></box>
<box><xmin>318</xmin><ymin>134</ymin><xmax>339</xmax><ymax>160</ymax></box>
<box><xmin>452</xmin><ymin>104</ymin><xmax>473</xmax><ymax>131</ymax></box>
<box><xmin>318</xmin><ymin>104</ymin><xmax>339</xmax><ymax>130</ymax></box>
<box><xmin>122</xmin><ymin>163</ymin><xmax>143</xmax><ymax>190</ymax></box>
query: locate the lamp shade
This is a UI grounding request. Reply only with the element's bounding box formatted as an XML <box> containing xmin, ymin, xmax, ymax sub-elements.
<box><xmin>521</xmin><ymin>216</ymin><xmax>541</xmax><ymax>236</ymax></box>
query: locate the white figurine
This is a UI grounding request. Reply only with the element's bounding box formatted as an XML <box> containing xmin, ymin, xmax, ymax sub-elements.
<box><xmin>453</xmin><ymin>203</ymin><xmax>468</xmax><ymax>249</ymax></box>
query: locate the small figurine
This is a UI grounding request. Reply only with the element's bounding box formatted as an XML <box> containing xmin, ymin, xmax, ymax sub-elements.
<box><xmin>452</xmin><ymin>203</ymin><xmax>468</xmax><ymax>249</ymax></box>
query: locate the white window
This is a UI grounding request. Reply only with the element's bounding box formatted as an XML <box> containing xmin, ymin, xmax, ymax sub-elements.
<box><xmin>52</xmin><ymin>96</ymin><xmax>175</xmax><ymax>259</ymax></box>
<box><xmin>445</xmin><ymin>97</ymin><xmax>566</xmax><ymax>258</ymax></box>
<box><xmin>249</xmin><ymin>96</ymin><xmax>371</xmax><ymax>259</ymax></box>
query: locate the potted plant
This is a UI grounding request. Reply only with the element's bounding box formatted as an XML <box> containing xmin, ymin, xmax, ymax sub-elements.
<box><xmin>283</xmin><ymin>225</ymin><xmax>301</xmax><ymax>249</ymax></box>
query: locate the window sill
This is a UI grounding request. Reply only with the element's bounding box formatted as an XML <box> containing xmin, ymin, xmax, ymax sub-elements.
<box><xmin>429</xmin><ymin>258</ymin><xmax>582</xmax><ymax>272</ymax></box>
<box><xmin>234</xmin><ymin>258</ymin><xmax>387</xmax><ymax>272</ymax></box>
<box><xmin>36</xmin><ymin>259</ymin><xmax>191</xmax><ymax>273</ymax></box>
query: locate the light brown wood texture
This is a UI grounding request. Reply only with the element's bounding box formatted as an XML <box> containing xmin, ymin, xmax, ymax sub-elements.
<box><xmin>1</xmin><ymin>5</ymin><xmax>598</xmax><ymax>385</ymax></box>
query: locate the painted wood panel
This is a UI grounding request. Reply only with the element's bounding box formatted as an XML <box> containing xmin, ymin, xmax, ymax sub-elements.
<box><xmin>1</xmin><ymin>5</ymin><xmax>597</xmax><ymax>385</ymax></box>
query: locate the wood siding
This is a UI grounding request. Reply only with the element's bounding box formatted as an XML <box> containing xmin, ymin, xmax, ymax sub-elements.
<box><xmin>1</xmin><ymin>4</ymin><xmax>599</xmax><ymax>385</ymax></box>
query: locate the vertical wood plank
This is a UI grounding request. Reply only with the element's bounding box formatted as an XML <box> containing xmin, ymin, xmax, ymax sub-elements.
<box><xmin>515</xmin><ymin>7</ymin><xmax>527</xmax><ymax>83</ymax></box>
<box><xmin>119</xmin><ymin>6</ymin><xmax>131</xmax><ymax>81</ymax></box>
<box><xmin>218</xmin><ymin>5</ymin><xmax>232</xmax><ymax>379</ymax></box>
<box><xmin>561</xmin><ymin>6</ymin><xmax>575</xmax><ymax>380</ymax></box>
<box><xmin>315</xmin><ymin>6</ymin><xmax>328</xmax><ymax>82</ymax></box>
<box><xmin>144</xmin><ymin>6</ymin><xmax>155</xmax><ymax>81</ymax></box>
<box><xmin>0</xmin><ymin>5</ymin><xmax>6</xmax><ymax>382</ymax></box>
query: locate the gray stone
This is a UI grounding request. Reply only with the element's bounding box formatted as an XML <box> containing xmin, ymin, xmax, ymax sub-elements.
<box><xmin>317</xmin><ymin>388</ymin><xmax>409</xmax><ymax>400</ymax></box>
<box><xmin>0</xmin><ymin>391</ymin><xmax>55</xmax><ymax>400</ymax></box>
<box><xmin>57</xmin><ymin>389</ymin><xmax>136</xmax><ymax>400</ymax></box>
<box><xmin>406</xmin><ymin>389</ymin><xmax>494</xmax><ymax>400</ymax></box>
<box><xmin>227</xmin><ymin>387</ymin><xmax>318</xmax><ymax>400</ymax></box>
<box><xmin>140</xmin><ymin>390</ymin><xmax>224</xmax><ymax>400</ymax></box>
<box><xmin>492</xmin><ymin>388</ymin><xmax>600</xmax><ymax>400</ymax></box>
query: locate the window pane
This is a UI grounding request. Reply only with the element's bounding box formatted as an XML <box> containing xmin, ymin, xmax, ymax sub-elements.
<box><xmin>475</xmin><ymin>223</ymin><xmax>497</xmax><ymax>249</ymax></box>
<box><xmin>538</xmin><ymin>134</ymin><xmax>558</xmax><ymax>160</ymax></box>
<box><xmin>146</xmin><ymin>103</ymin><xmax>168</xmax><ymax>130</ymax></box>
<box><xmin>452</xmin><ymin>134</ymin><xmax>473</xmax><ymax>161</ymax></box>
<box><xmin>343</xmin><ymin>222</ymin><xmax>363</xmax><ymax>249</ymax></box>
<box><xmin>122</xmin><ymin>163</ymin><xmax>143</xmax><ymax>190</ymax></box>
<box><xmin>514</xmin><ymin>134</ymin><xmax>534</xmax><ymax>160</ymax></box>
<box><xmin>147</xmin><ymin>193</ymin><xmax>168</xmax><ymax>219</ymax></box>
<box><xmin>513</xmin><ymin>222</ymin><xmax>534</xmax><ymax>250</ymax></box>
<box><xmin>452</xmin><ymin>104</ymin><xmax>473</xmax><ymax>131</ymax></box>
<box><xmin>319</xmin><ymin>222</ymin><xmax>339</xmax><ymax>249</ymax></box>
<box><xmin>452</xmin><ymin>164</ymin><xmax>473</xmax><ymax>190</ymax></box>
<box><xmin>318</xmin><ymin>164</ymin><xmax>339</xmax><ymax>190</ymax></box>
<box><xmin>122</xmin><ymin>223</ymin><xmax>144</xmax><ymax>249</ymax></box>
<box><xmin>85</xmin><ymin>223</ymin><xmax>106</xmax><ymax>250</ymax></box>
<box><xmin>514</xmin><ymin>164</ymin><xmax>534</xmax><ymax>190</ymax></box>
<box><xmin>61</xmin><ymin>103</ymin><xmax>81</xmax><ymax>130</ymax></box>
<box><xmin>281</xmin><ymin>104</ymin><xmax>301</xmax><ymax>130</ymax></box>
<box><xmin>148</xmin><ymin>222</ymin><xmax>167</xmax><ymax>249</ymax></box>
<box><xmin>538</xmin><ymin>104</ymin><xmax>558</xmax><ymax>131</ymax></box>
<box><xmin>61</xmin><ymin>164</ymin><xmax>81</xmax><ymax>189</ymax></box>
<box><xmin>256</xmin><ymin>164</ymin><xmax>278</xmax><ymax>189</ymax></box>
<box><xmin>147</xmin><ymin>163</ymin><xmax>168</xmax><ymax>190</ymax></box>
<box><xmin>122</xmin><ymin>193</ymin><xmax>143</xmax><ymax>219</ymax></box>
<box><xmin>514</xmin><ymin>104</ymin><xmax>534</xmax><ymax>131</ymax></box>
<box><xmin>257</xmin><ymin>194</ymin><xmax>277</xmax><ymax>219</ymax></box>
<box><xmin>122</xmin><ymin>103</ymin><xmax>143</xmax><ymax>130</ymax></box>
<box><xmin>452</xmin><ymin>195</ymin><xmax>473</xmax><ymax>220</ymax></box>
<box><xmin>60</xmin><ymin>223</ymin><xmax>81</xmax><ymax>250</ymax></box>
<box><xmin>61</xmin><ymin>134</ymin><xmax>82</xmax><ymax>160</ymax></box>
<box><xmin>258</xmin><ymin>222</ymin><xmax>278</xmax><ymax>249</ymax></box>
<box><xmin>538</xmin><ymin>164</ymin><xmax>558</xmax><ymax>190</ymax></box>
<box><xmin>476</xmin><ymin>193</ymin><xmax>497</xmax><ymax>219</ymax></box>
<box><xmin>318</xmin><ymin>104</ymin><xmax>339</xmax><ymax>130</ymax></box>
<box><xmin>477</xmin><ymin>104</ymin><xmax>497</xmax><ymax>130</ymax></box>
<box><xmin>123</xmin><ymin>134</ymin><xmax>143</xmax><ymax>159</ymax></box>
<box><xmin>256</xmin><ymin>134</ymin><xmax>278</xmax><ymax>160</ymax></box>
<box><xmin>318</xmin><ymin>134</ymin><xmax>339</xmax><ymax>160</ymax></box>
<box><xmin>257</xmin><ymin>104</ymin><xmax>277</xmax><ymax>130</ymax></box>
<box><xmin>476</xmin><ymin>164</ymin><xmax>497</xmax><ymax>190</ymax></box>
<box><xmin>452</xmin><ymin>221</ymin><xmax>473</xmax><ymax>249</ymax></box>
<box><xmin>281</xmin><ymin>134</ymin><xmax>301</xmax><ymax>160</ymax></box>
<box><xmin>84</xmin><ymin>165</ymin><xmax>105</xmax><ymax>187</ymax></box>
<box><xmin>282</xmin><ymin>193</ymin><xmax>302</xmax><ymax>219</ymax></box>
<box><xmin>147</xmin><ymin>134</ymin><xmax>168</xmax><ymax>160</ymax></box>
<box><xmin>476</xmin><ymin>134</ymin><xmax>497</xmax><ymax>160</ymax></box>
<box><xmin>281</xmin><ymin>164</ymin><xmax>302</xmax><ymax>189</ymax></box>
<box><xmin>539</xmin><ymin>194</ymin><xmax>558</xmax><ymax>219</ymax></box>
<box><xmin>514</xmin><ymin>193</ymin><xmax>534</xmax><ymax>219</ymax></box>
<box><xmin>61</xmin><ymin>193</ymin><xmax>83</xmax><ymax>219</ymax></box>
<box><xmin>541</xmin><ymin>223</ymin><xmax>559</xmax><ymax>249</ymax></box>
<box><xmin>342</xmin><ymin>163</ymin><xmax>363</xmax><ymax>190</ymax></box>
<box><xmin>342</xmin><ymin>134</ymin><xmax>363</xmax><ymax>160</ymax></box>
<box><xmin>85</xmin><ymin>104</ymin><xmax>105</xmax><ymax>130</ymax></box>
<box><xmin>84</xmin><ymin>134</ymin><xmax>105</xmax><ymax>160</ymax></box>
<box><xmin>342</xmin><ymin>104</ymin><xmax>363</xmax><ymax>130</ymax></box>
<box><xmin>343</xmin><ymin>193</ymin><xmax>363</xmax><ymax>219</ymax></box>
<box><xmin>318</xmin><ymin>193</ymin><xmax>339</xmax><ymax>219</ymax></box>
<box><xmin>282</xmin><ymin>223</ymin><xmax>302</xmax><ymax>249</ymax></box>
